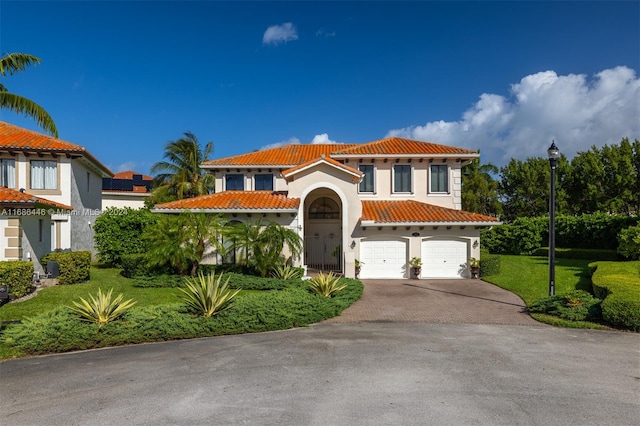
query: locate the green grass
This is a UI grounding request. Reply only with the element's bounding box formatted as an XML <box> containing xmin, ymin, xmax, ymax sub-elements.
<box><xmin>0</xmin><ymin>267</ymin><xmax>181</xmax><ymax>321</ymax></box>
<box><xmin>482</xmin><ymin>255</ymin><xmax>593</xmax><ymax>305</ymax></box>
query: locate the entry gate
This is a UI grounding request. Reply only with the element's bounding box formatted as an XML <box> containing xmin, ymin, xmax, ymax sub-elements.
<box><xmin>304</xmin><ymin>235</ymin><xmax>341</xmax><ymax>273</ymax></box>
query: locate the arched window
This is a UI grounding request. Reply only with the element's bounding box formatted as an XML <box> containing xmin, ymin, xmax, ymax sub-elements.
<box><xmin>308</xmin><ymin>197</ymin><xmax>340</xmax><ymax>219</ymax></box>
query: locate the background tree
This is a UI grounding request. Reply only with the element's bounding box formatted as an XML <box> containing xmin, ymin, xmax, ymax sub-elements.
<box><xmin>461</xmin><ymin>158</ymin><xmax>502</xmax><ymax>217</ymax></box>
<box><xmin>498</xmin><ymin>155</ymin><xmax>570</xmax><ymax>222</ymax></box>
<box><xmin>0</xmin><ymin>52</ymin><xmax>58</xmax><ymax>137</ymax></box>
<box><xmin>149</xmin><ymin>132</ymin><xmax>215</xmax><ymax>204</ymax></box>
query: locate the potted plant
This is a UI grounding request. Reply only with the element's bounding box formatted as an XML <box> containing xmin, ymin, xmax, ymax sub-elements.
<box><xmin>469</xmin><ymin>257</ymin><xmax>480</xmax><ymax>279</ymax></box>
<box><xmin>354</xmin><ymin>259</ymin><xmax>363</xmax><ymax>279</ymax></box>
<box><xmin>409</xmin><ymin>257</ymin><xmax>422</xmax><ymax>279</ymax></box>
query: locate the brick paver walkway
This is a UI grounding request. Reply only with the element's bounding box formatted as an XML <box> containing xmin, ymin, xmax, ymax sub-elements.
<box><xmin>325</xmin><ymin>279</ymin><xmax>542</xmax><ymax>326</ymax></box>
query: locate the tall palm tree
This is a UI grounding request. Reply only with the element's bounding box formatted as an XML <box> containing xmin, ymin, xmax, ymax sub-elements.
<box><xmin>0</xmin><ymin>53</ymin><xmax>58</xmax><ymax>137</ymax></box>
<box><xmin>150</xmin><ymin>132</ymin><xmax>215</xmax><ymax>202</ymax></box>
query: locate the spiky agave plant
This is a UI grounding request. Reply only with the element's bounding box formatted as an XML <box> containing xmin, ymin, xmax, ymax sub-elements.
<box><xmin>271</xmin><ymin>265</ymin><xmax>304</xmax><ymax>280</ymax></box>
<box><xmin>308</xmin><ymin>272</ymin><xmax>347</xmax><ymax>298</ymax></box>
<box><xmin>178</xmin><ymin>272</ymin><xmax>241</xmax><ymax>317</ymax></box>
<box><xmin>67</xmin><ymin>288</ymin><xmax>136</xmax><ymax>327</ymax></box>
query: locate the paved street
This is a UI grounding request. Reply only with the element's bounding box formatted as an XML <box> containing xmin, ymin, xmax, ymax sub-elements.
<box><xmin>1</xmin><ymin>323</ymin><xmax>639</xmax><ymax>425</ymax></box>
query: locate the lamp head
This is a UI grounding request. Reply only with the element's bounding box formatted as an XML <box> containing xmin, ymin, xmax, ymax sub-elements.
<box><xmin>547</xmin><ymin>141</ymin><xmax>560</xmax><ymax>160</ymax></box>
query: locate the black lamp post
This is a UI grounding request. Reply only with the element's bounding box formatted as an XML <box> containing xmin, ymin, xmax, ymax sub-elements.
<box><xmin>547</xmin><ymin>141</ymin><xmax>559</xmax><ymax>296</ymax></box>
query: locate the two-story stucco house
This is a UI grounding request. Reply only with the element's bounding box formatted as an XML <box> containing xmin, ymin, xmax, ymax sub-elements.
<box><xmin>153</xmin><ymin>137</ymin><xmax>500</xmax><ymax>279</ymax></box>
<box><xmin>0</xmin><ymin>121</ymin><xmax>112</xmax><ymax>272</ymax></box>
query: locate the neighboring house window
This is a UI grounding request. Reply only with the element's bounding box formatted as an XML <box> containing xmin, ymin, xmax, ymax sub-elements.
<box><xmin>358</xmin><ymin>164</ymin><xmax>374</xmax><ymax>193</ymax></box>
<box><xmin>0</xmin><ymin>159</ymin><xmax>16</xmax><ymax>188</ymax></box>
<box><xmin>255</xmin><ymin>174</ymin><xmax>274</xmax><ymax>191</ymax></box>
<box><xmin>225</xmin><ymin>174</ymin><xmax>244</xmax><ymax>190</ymax></box>
<box><xmin>430</xmin><ymin>165</ymin><xmax>449</xmax><ymax>193</ymax></box>
<box><xmin>31</xmin><ymin>160</ymin><xmax>57</xmax><ymax>190</ymax></box>
<box><xmin>393</xmin><ymin>164</ymin><xmax>412</xmax><ymax>193</ymax></box>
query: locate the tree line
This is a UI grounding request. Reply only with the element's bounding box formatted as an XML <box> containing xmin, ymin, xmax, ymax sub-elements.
<box><xmin>462</xmin><ymin>138</ymin><xmax>640</xmax><ymax>221</ymax></box>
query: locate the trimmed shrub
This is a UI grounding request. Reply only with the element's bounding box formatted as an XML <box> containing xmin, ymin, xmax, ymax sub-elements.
<box><xmin>532</xmin><ymin>247</ymin><xmax>621</xmax><ymax>261</ymax></box>
<box><xmin>590</xmin><ymin>261</ymin><xmax>640</xmax><ymax>331</ymax></box>
<box><xmin>528</xmin><ymin>290</ymin><xmax>602</xmax><ymax>321</ymax></box>
<box><xmin>121</xmin><ymin>253</ymin><xmax>150</xmax><ymax>278</ymax></box>
<box><xmin>0</xmin><ymin>261</ymin><xmax>34</xmax><ymax>298</ymax></box>
<box><xmin>94</xmin><ymin>207</ymin><xmax>156</xmax><ymax>266</ymax></box>
<box><xmin>479</xmin><ymin>254</ymin><xmax>501</xmax><ymax>276</ymax></box>
<box><xmin>132</xmin><ymin>274</ymin><xmax>185</xmax><ymax>288</ymax></box>
<box><xmin>3</xmin><ymin>278</ymin><xmax>364</xmax><ymax>355</ymax></box>
<box><xmin>617</xmin><ymin>225</ymin><xmax>640</xmax><ymax>260</ymax></box>
<box><xmin>42</xmin><ymin>251</ymin><xmax>91</xmax><ymax>285</ymax></box>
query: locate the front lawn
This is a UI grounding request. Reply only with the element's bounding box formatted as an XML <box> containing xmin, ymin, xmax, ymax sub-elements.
<box><xmin>0</xmin><ymin>267</ymin><xmax>363</xmax><ymax>359</ymax></box>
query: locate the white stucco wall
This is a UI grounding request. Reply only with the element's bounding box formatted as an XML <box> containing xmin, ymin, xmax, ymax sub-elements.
<box><xmin>102</xmin><ymin>193</ymin><xmax>148</xmax><ymax>210</ymax></box>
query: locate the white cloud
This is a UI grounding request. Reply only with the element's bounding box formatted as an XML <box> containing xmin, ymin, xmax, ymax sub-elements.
<box><xmin>113</xmin><ymin>161</ymin><xmax>137</xmax><ymax>173</ymax></box>
<box><xmin>260</xmin><ymin>137</ymin><xmax>301</xmax><ymax>150</ymax></box>
<box><xmin>315</xmin><ymin>28</ymin><xmax>336</xmax><ymax>38</ymax></box>
<box><xmin>311</xmin><ymin>133</ymin><xmax>337</xmax><ymax>144</ymax></box>
<box><xmin>388</xmin><ymin>66</ymin><xmax>640</xmax><ymax>164</ymax></box>
<box><xmin>263</xmin><ymin>22</ymin><xmax>298</xmax><ymax>46</ymax></box>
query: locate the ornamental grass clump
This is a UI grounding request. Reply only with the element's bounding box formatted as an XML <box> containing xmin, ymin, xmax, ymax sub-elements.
<box><xmin>67</xmin><ymin>288</ymin><xmax>136</xmax><ymax>327</ymax></box>
<box><xmin>272</xmin><ymin>265</ymin><xmax>304</xmax><ymax>280</ymax></box>
<box><xmin>178</xmin><ymin>272</ymin><xmax>241</xmax><ymax>317</ymax></box>
<box><xmin>308</xmin><ymin>272</ymin><xmax>347</xmax><ymax>298</ymax></box>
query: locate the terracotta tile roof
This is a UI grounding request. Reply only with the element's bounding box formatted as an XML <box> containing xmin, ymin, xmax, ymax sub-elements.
<box><xmin>361</xmin><ymin>200</ymin><xmax>499</xmax><ymax>224</ymax></box>
<box><xmin>0</xmin><ymin>187</ymin><xmax>72</xmax><ymax>210</ymax></box>
<box><xmin>282</xmin><ymin>155</ymin><xmax>363</xmax><ymax>181</ymax></box>
<box><xmin>0</xmin><ymin>121</ymin><xmax>113</xmax><ymax>177</ymax></box>
<box><xmin>203</xmin><ymin>144</ymin><xmax>358</xmax><ymax>167</ymax></box>
<box><xmin>154</xmin><ymin>191</ymin><xmax>299</xmax><ymax>212</ymax></box>
<box><xmin>112</xmin><ymin>171</ymin><xmax>153</xmax><ymax>181</ymax></box>
<box><xmin>332</xmin><ymin>137</ymin><xmax>477</xmax><ymax>157</ymax></box>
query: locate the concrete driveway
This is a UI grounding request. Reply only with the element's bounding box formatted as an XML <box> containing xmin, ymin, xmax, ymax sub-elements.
<box><xmin>325</xmin><ymin>279</ymin><xmax>541</xmax><ymax>326</ymax></box>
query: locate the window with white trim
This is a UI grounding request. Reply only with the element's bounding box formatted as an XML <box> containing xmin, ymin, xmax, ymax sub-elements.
<box><xmin>254</xmin><ymin>174</ymin><xmax>273</xmax><ymax>190</ymax></box>
<box><xmin>430</xmin><ymin>165</ymin><xmax>448</xmax><ymax>193</ymax></box>
<box><xmin>225</xmin><ymin>174</ymin><xmax>244</xmax><ymax>190</ymax></box>
<box><xmin>30</xmin><ymin>160</ymin><xmax>57</xmax><ymax>190</ymax></box>
<box><xmin>0</xmin><ymin>159</ymin><xmax>16</xmax><ymax>188</ymax></box>
<box><xmin>358</xmin><ymin>164</ymin><xmax>374</xmax><ymax>193</ymax></box>
<box><xmin>393</xmin><ymin>164</ymin><xmax>412</xmax><ymax>193</ymax></box>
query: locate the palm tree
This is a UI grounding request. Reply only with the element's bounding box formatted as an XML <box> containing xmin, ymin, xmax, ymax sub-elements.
<box><xmin>0</xmin><ymin>53</ymin><xmax>58</xmax><ymax>137</ymax></box>
<box><xmin>150</xmin><ymin>132</ymin><xmax>215</xmax><ymax>202</ymax></box>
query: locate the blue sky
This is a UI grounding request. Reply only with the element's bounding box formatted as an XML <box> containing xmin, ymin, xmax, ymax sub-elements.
<box><xmin>1</xmin><ymin>1</ymin><xmax>638</xmax><ymax>175</ymax></box>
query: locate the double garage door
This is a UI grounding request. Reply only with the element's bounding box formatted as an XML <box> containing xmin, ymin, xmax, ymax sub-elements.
<box><xmin>359</xmin><ymin>238</ymin><xmax>468</xmax><ymax>279</ymax></box>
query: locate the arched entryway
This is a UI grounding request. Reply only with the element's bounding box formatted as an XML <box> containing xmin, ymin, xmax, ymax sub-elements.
<box><xmin>303</xmin><ymin>189</ymin><xmax>342</xmax><ymax>273</ymax></box>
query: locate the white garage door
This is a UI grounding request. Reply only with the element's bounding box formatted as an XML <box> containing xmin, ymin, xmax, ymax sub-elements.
<box><xmin>359</xmin><ymin>239</ymin><xmax>407</xmax><ymax>279</ymax></box>
<box><xmin>422</xmin><ymin>239</ymin><xmax>468</xmax><ymax>278</ymax></box>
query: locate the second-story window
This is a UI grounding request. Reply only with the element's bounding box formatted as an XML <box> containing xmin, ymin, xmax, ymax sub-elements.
<box><xmin>0</xmin><ymin>159</ymin><xmax>16</xmax><ymax>188</ymax></box>
<box><xmin>254</xmin><ymin>174</ymin><xmax>274</xmax><ymax>190</ymax></box>
<box><xmin>31</xmin><ymin>160</ymin><xmax>57</xmax><ymax>190</ymax></box>
<box><xmin>430</xmin><ymin>165</ymin><xmax>449</xmax><ymax>193</ymax></box>
<box><xmin>393</xmin><ymin>164</ymin><xmax>412</xmax><ymax>193</ymax></box>
<box><xmin>225</xmin><ymin>174</ymin><xmax>244</xmax><ymax>190</ymax></box>
<box><xmin>358</xmin><ymin>164</ymin><xmax>374</xmax><ymax>193</ymax></box>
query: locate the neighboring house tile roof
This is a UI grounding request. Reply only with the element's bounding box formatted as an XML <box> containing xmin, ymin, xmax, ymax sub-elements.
<box><xmin>0</xmin><ymin>121</ymin><xmax>113</xmax><ymax>177</ymax></box>
<box><xmin>281</xmin><ymin>155</ymin><xmax>363</xmax><ymax>182</ymax></box>
<box><xmin>361</xmin><ymin>200</ymin><xmax>499</xmax><ymax>225</ymax></box>
<box><xmin>153</xmin><ymin>191</ymin><xmax>300</xmax><ymax>212</ymax></box>
<box><xmin>112</xmin><ymin>171</ymin><xmax>153</xmax><ymax>181</ymax></box>
<box><xmin>0</xmin><ymin>187</ymin><xmax>72</xmax><ymax>210</ymax></box>
<box><xmin>332</xmin><ymin>137</ymin><xmax>478</xmax><ymax>157</ymax></box>
<box><xmin>202</xmin><ymin>144</ymin><xmax>358</xmax><ymax>167</ymax></box>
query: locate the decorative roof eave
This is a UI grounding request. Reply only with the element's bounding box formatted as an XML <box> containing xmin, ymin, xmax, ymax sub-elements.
<box><xmin>332</xmin><ymin>153</ymin><xmax>479</xmax><ymax>160</ymax></box>
<box><xmin>151</xmin><ymin>207</ymin><xmax>298</xmax><ymax>214</ymax></box>
<box><xmin>201</xmin><ymin>163</ymin><xmax>296</xmax><ymax>170</ymax></box>
<box><xmin>281</xmin><ymin>156</ymin><xmax>363</xmax><ymax>183</ymax></box>
<box><xmin>360</xmin><ymin>220</ymin><xmax>502</xmax><ymax>227</ymax></box>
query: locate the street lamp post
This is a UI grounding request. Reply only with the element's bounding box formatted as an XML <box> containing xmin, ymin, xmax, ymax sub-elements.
<box><xmin>547</xmin><ymin>141</ymin><xmax>559</xmax><ymax>296</ymax></box>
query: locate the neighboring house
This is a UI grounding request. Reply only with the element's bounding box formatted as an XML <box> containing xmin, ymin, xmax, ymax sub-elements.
<box><xmin>102</xmin><ymin>171</ymin><xmax>153</xmax><ymax>209</ymax></box>
<box><xmin>0</xmin><ymin>121</ymin><xmax>112</xmax><ymax>272</ymax></box>
<box><xmin>152</xmin><ymin>137</ymin><xmax>500</xmax><ymax>279</ymax></box>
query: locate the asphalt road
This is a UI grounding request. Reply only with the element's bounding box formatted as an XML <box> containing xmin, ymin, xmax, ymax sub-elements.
<box><xmin>1</xmin><ymin>323</ymin><xmax>639</xmax><ymax>425</ymax></box>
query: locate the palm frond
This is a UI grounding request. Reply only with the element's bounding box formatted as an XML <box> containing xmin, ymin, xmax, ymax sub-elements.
<box><xmin>0</xmin><ymin>92</ymin><xmax>58</xmax><ymax>137</ymax></box>
<box><xmin>0</xmin><ymin>53</ymin><xmax>41</xmax><ymax>76</ymax></box>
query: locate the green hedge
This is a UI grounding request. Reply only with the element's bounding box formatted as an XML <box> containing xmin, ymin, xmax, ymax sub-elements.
<box><xmin>132</xmin><ymin>272</ymin><xmax>303</xmax><ymax>290</ymax></box>
<box><xmin>532</xmin><ymin>247</ymin><xmax>621</xmax><ymax>261</ymax></box>
<box><xmin>479</xmin><ymin>254</ymin><xmax>501</xmax><ymax>276</ymax></box>
<box><xmin>0</xmin><ymin>261</ymin><xmax>34</xmax><ymax>298</ymax></box>
<box><xmin>42</xmin><ymin>251</ymin><xmax>91</xmax><ymax>285</ymax></box>
<box><xmin>590</xmin><ymin>261</ymin><xmax>640</xmax><ymax>331</ymax></box>
<box><xmin>94</xmin><ymin>207</ymin><xmax>156</xmax><ymax>266</ymax></box>
<box><xmin>3</xmin><ymin>278</ymin><xmax>364</xmax><ymax>355</ymax></box>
